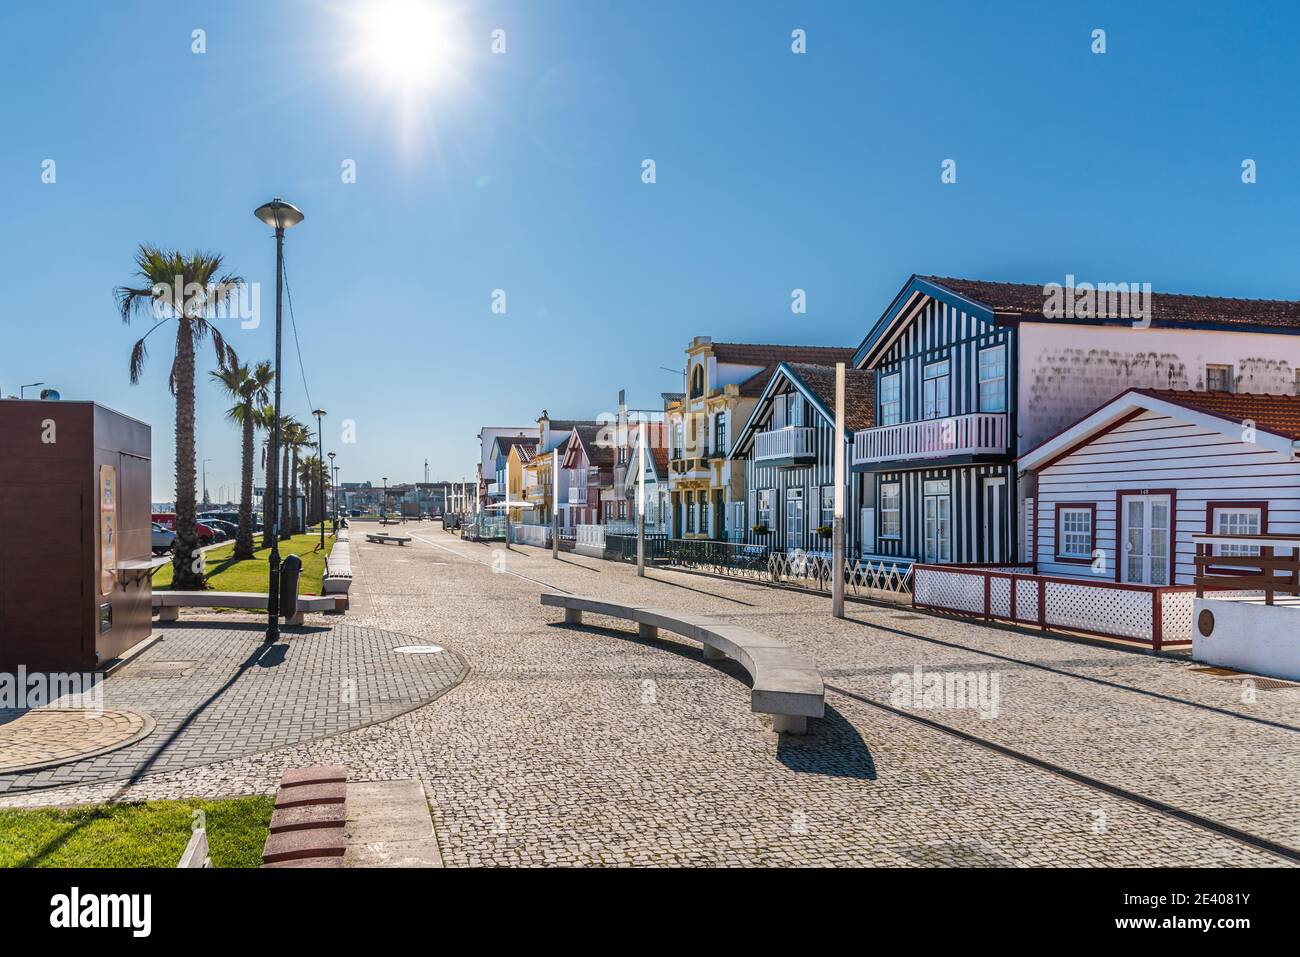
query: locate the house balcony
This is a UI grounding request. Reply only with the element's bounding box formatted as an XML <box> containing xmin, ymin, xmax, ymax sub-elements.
<box><xmin>754</xmin><ymin>426</ymin><xmax>815</xmax><ymax>467</ymax></box>
<box><xmin>486</xmin><ymin>481</ymin><xmax>503</xmax><ymax>498</ymax></box>
<box><xmin>525</xmin><ymin>485</ymin><xmax>547</xmax><ymax>502</ymax></box>
<box><xmin>669</xmin><ymin>455</ymin><xmax>722</xmax><ymax>486</ymax></box>
<box><xmin>852</xmin><ymin>412</ymin><xmax>1009</xmax><ymax>468</ymax></box>
<box><xmin>568</xmin><ymin>485</ymin><xmax>588</xmax><ymax>506</ymax></box>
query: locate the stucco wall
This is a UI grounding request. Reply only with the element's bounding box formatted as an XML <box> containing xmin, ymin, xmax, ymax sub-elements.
<box><xmin>1017</xmin><ymin>323</ymin><xmax>1299</xmax><ymax>453</ymax></box>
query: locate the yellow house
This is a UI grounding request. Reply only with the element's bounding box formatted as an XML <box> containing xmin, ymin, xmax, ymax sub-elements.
<box><xmin>504</xmin><ymin>440</ymin><xmax>538</xmax><ymax>523</ymax></box>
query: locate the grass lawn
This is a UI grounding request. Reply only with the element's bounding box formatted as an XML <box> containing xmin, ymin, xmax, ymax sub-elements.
<box><xmin>0</xmin><ymin>796</ymin><xmax>273</xmax><ymax>868</ymax></box>
<box><xmin>153</xmin><ymin>532</ymin><xmax>334</xmax><ymax>594</ymax></box>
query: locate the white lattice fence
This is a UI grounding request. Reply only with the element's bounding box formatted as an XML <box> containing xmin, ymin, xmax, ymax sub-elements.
<box><xmin>511</xmin><ymin>524</ymin><xmax>551</xmax><ymax>548</ymax></box>
<box><xmin>575</xmin><ymin>524</ymin><xmax>605</xmax><ymax>548</ymax></box>
<box><xmin>913</xmin><ymin>568</ymin><xmax>986</xmax><ymax>614</ymax></box>
<box><xmin>1043</xmin><ymin>580</ymin><xmax>1152</xmax><ymax>640</ymax></box>
<box><xmin>990</xmin><ymin>576</ymin><xmax>1012</xmax><ymax>618</ymax></box>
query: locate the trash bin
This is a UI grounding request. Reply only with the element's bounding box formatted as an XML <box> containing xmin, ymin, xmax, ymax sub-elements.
<box><xmin>279</xmin><ymin>553</ymin><xmax>302</xmax><ymax>620</ymax></box>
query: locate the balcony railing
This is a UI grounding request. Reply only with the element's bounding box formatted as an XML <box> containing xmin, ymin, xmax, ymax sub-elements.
<box><xmin>754</xmin><ymin>426</ymin><xmax>814</xmax><ymax>463</ymax></box>
<box><xmin>568</xmin><ymin>485</ymin><xmax>588</xmax><ymax>506</ymax></box>
<box><xmin>853</xmin><ymin>412</ymin><xmax>1008</xmax><ymax>466</ymax></box>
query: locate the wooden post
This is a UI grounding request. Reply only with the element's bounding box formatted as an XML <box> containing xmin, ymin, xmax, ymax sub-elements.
<box><xmin>832</xmin><ymin>362</ymin><xmax>846</xmax><ymax>618</ymax></box>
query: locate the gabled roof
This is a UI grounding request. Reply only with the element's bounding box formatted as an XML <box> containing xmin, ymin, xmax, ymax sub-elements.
<box><xmin>699</xmin><ymin>342</ymin><xmax>857</xmax><ymax>396</ymax></box>
<box><xmin>730</xmin><ymin>361</ymin><xmax>875</xmax><ymax>458</ymax></box>
<box><xmin>854</xmin><ymin>274</ymin><xmax>1300</xmax><ymax>368</ymax></box>
<box><xmin>1018</xmin><ymin>388</ymin><xmax>1300</xmax><ymax>472</ymax></box>
<box><xmin>491</xmin><ymin>434</ymin><xmax>538</xmax><ymax>459</ymax></box>
<box><xmin>564</xmin><ymin>424</ymin><xmax>615</xmax><ymax>469</ymax></box>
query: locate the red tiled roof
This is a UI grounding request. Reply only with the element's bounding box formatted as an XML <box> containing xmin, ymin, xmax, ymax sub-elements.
<box><xmin>922</xmin><ymin>276</ymin><xmax>1300</xmax><ymax>332</ymax></box>
<box><xmin>1137</xmin><ymin>389</ymin><xmax>1300</xmax><ymax>440</ymax></box>
<box><xmin>703</xmin><ymin>342</ymin><xmax>857</xmax><ymax>396</ymax></box>
<box><xmin>783</xmin><ymin>363</ymin><xmax>876</xmax><ymax>432</ymax></box>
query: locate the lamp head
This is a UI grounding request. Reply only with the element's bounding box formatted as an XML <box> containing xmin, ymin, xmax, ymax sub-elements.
<box><xmin>254</xmin><ymin>198</ymin><xmax>305</xmax><ymax>230</ymax></box>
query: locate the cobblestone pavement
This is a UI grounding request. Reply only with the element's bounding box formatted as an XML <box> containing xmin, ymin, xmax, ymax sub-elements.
<box><xmin>0</xmin><ymin>620</ymin><xmax>466</xmax><ymax>794</ymax></box>
<box><xmin>3</xmin><ymin>528</ymin><xmax>1297</xmax><ymax>867</ymax></box>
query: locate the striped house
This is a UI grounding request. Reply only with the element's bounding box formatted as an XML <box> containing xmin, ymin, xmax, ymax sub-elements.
<box><xmin>729</xmin><ymin>362</ymin><xmax>874</xmax><ymax>555</ymax></box>
<box><xmin>851</xmin><ymin>274</ymin><xmax>1300</xmax><ymax>568</ymax></box>
<box><xmin>1018</xmin><ymin>389</ymin><xmax>1300</xmax><ymax>586</ymax></box>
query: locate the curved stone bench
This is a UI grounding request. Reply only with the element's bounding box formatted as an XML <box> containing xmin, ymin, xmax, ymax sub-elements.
<box><xmin>540</xmin><ymin>594</ymin><xmax>824</xmax><ymax>734</ymax></box>
<box><xmin>323</xmin><ymin>539</ymin><xmax>352</xmax><ymax>597</ymax></box>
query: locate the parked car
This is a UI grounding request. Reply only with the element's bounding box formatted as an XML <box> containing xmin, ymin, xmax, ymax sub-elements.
<box><xmin>151</xmin><ymin>522</ymin><xmax>176</xmax><ymax>555</ymax></box>
<box><xmin>204</xmin><ymin>519</ymin><xmax>238</xmax><ymax>541</ymax></box>
<box><xmin>153</xmin><ymin>512</ymin><xmax>221</xmax><ymax>545</ymax></box>
<box><xmin>200</xmin><ymin>510</ymin><xmax>262</xmax><ymax>533</ymax></box>
<box><xmin>349</xmin><ymin>509</ymin><xmax>362</xmax><ymax>517</ymax></box>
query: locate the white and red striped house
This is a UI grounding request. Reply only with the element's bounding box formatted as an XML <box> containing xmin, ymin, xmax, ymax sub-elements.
<box><xmin>1017</xmin><ymin>389</ymin><xmax>1300</xmax><ymax>586</ymax></box>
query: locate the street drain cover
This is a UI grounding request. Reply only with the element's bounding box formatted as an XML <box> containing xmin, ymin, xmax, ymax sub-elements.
<box><xmin>1190</xmin><ymin>666</ymin><xmax>1298</xmax><ymax>691</ymax></box>
<box><xmin>393</xmin><ymin>645</ymin><xmax>444</xmax><ymax>655</ymax></box>
<box><xmin>120</xmin><ymin>660</ymin><xmax>196</xmax><ymax>679</ymax></box>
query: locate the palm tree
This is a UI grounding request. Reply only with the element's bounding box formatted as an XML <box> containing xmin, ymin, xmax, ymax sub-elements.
<box><xmin>256</xmin><ymin>404</ymin><xmax>279</xmax><ymax>549</ymax></box>
<box><xmin>283</xmin><ymin>420</ymin><xmax>314</xmax><ymax>536</ymax></box>
<box><xmin>117</xmin><ymin>246</ymin><xmax>242</xmax><ymax>590</ymax></box>
<box><xmin>210</xmin><ymin>360</ymin><xmax>274</xmax><ymax>559</ymax></box>
<box><xmin>299</xmin><ymin>455</ymin><xmax>326</xmax><ymax>529</ymax></box>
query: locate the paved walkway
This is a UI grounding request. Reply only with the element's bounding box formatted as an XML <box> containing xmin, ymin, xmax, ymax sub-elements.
<box><xmin>3</xmin><ymin>529</ymin><xmax>1297</xmax><ymax>867</ymax></box>
<box><xmin>0</xmin><ymin>620</ymin><xmax>466</xmax><ymax>794</ymax></box>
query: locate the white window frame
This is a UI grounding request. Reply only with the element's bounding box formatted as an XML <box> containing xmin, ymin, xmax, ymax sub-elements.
<box><xmin>1206</xmin><ymin>364</ymin><xmax>1234</xmax><ymax>393</ymax></box>
<box><xmin>977</xmin><ymin>345</ymin><xmax>1006</xmax><ymax>413</ymax></box>
<box><xmin>922</xmin><ymin>359</ymin><xmax>951</xmax><ymax>420</ymax></box>
<box><xmin>1057</xmin><ymin>506</ymin><xmax>1093</xmax><ymax>559</ymax></box>
<box><xmin>1212</xmin><ymin>506</ymin><xmax>1263</xmax><ymax>558</ymax></box>
<box><xmin>820</xmin><ymin>486</ymin><xmax>835</xmax><ymax>529</ymax></box>
<box><xmin>785</xmin><ymin>487</ymin><xmax>805</xmax><ymax>546</ymax></box>
<box><xmin>756</xmin><ymin>489</ymin><xmax>773</xmax><ymax>530</ymax></box>
<box><xmin>879</xmin><ymin>372</ymin><xmax>901</xmax><ymax>426</ymax></box>
<box><xmin>879</xmin><ymin>482</ymin><xmax>901</xmax><ymax>539</ymax></box>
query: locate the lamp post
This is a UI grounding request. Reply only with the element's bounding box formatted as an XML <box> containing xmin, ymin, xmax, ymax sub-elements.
<box><xmin>382</xmin><ymin>477</ymin><xmax>388</xmax><ymax>522</ymax></box>
<box><xmin>328</xmin><ymin>452</ymin><xmax>337</xmax><ymax>532</ymax></box>
<box><xmin>254</xmin><ymin>197</ymin><xmax>305</xmax><ymax>643</ymax></box>
<box><xmin>19</xmin><ymin>382</ymin><xmax>43</xmax><ymax>399</ymax></box>
<box><xmin>201</xmin><ymin>458</ymin><xmax>213</xmax><ymax>507</ymax></box>
<box><xmin>832</xmin><ymin>363</ymin><xmax>847</xmax><ymax>618</ymax></box>
<box><xmin>312</xmin><ymin>409</ymin><xmax>327</xmax><ymax>547</ymax></box>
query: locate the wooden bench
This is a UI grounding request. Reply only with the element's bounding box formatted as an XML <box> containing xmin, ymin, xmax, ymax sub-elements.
<box><xmin>365</xmin><ymin>533</ymin><xmax>411</xmax><ymax>546</ymax></box>
<box><xmin>539</xmin><ymin>594</ymin><xmax>824</xmax><ymax>733</ymax></box>
<box><xmin>153</xmin><ymin>591</ymin><xmax>344</xmax><ymax>626</ymax></box>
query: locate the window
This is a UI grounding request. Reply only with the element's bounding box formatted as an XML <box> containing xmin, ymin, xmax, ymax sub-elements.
<box><xmin>756</xmin><ymin>489</ymin><xmax>773</xmax><ymax>529</ymax></box>
<box><xmin>879</xmin><ymin>373</ymin><xmax>901</xmax><ymax>426</ymax></box>
<box><xmin>714</xmin><ymin>413</ymin><xmax>727</xmax><ymax>456</ymax></box>
<box><xmin>785</xmin><ymin>487</ymin><xmax>804</xmax><ymax>545</ymax></box>
<box><xmin>690</xmin><ymin>364</ymin><xmax>705</xmax><ymax>398</ymax></box>
<box><xmin>978</xmin><ymin>345</ymin><xmax>1006</xmax><ymax>413</ymax></box>
<box><xmin>685</xmin><ymin>492</ymin><xmax>696</xmax><ymax>533</ymax></box>
<box><xmin>879</xmin><ymin>483</ymin><xmax>901</xmax><ymax>538</ymax></box>
<box><xmin>922</xmin><ymin>360</ymin><xmax>950</xmax><ymax>419</ymax></box>
<box><xmin>1206</xmin><ymin>364</ymin><xmax>1234</xmax><ymax>392</ymax></box>
<box><xmin>1055</xmin><ymin>504</ymin><xmax>1095</xmax><ymax>562</ymax></box>
<box><xmin>820</xmin><ymin>486</ymin><xmax>835</xmax><ymax>529</ymax></box>
<box><xmin>1211</xmin><ymin>504</ymin><xmax>1264</xmax><ymax>559</ymax></box>
<box><xmin>1294</xmin><ymin>369</ymin><xmax>1300</xmax><ymax>396</ymax></box>
<box><xmin>787</xmin><ymin>394</ymin><xmax>804</xmax><ymax>427</ymax></box>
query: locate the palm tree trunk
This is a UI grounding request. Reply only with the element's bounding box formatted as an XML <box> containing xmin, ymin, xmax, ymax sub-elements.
<box><xmin>262</xmin><ymin>430</ymin><xmax>276</xmax><ymax>549</ymax></box>
<box><xmin>171</xmin><ymin>319</ymin><xmax>203</xmax><ymax>589</ymax></box>
<box><xmin>235</xmin><ymin>398</ymin><xmax>255</xmax><ymax>559</ymax></box>
<box><xmin>280</xmin><ymin>440</ymin><xmax>291</xmax><ymax>540</ymax></box>
<box><xmin>289</xmin><ymin>448</ymin><xmax>301</xmax><ymax>536</ymax></box>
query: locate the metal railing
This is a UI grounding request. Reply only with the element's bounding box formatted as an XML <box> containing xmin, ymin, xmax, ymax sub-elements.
<box><xmin>754</xmin><ymin>426</ymin><xmax>814</xmax><ymax>462</ymax></box>
<box><xmin>853</xmin><ymin>412</ymin><xmax>1007</xmax><ymax>465</ymax></box>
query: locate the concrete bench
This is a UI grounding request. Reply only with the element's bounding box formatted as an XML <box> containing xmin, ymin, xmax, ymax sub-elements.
<box><xmin>323</xmin><ymin>538</ymin><xmax>353</xmax><ymax>597</ymax></box>
<box><xmin>365</xmin><ymin>533</ymin><xmax>411</xmax><ymax>546</ymax></box>
<box><xmin>153</xmin><ymin>591</ymin><xmax>344</xmax><ymax>626</ymax></box>
<box><xmin>539</xmin><ymin>594</ymin><xmax>824</xmax><ymax>734</ymax></box>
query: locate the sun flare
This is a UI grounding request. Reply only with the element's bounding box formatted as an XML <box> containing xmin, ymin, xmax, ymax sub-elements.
<box><xmin>355</xmin><ymin>0</ymin><xmax>456</xmax><ymax>94</ymax></box>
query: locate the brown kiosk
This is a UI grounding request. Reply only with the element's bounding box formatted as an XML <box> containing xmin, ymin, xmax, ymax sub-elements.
<box><xmin>0</xmin><ymin>400</ymin><xmax>153</xmax><ymax>671</ymax></box>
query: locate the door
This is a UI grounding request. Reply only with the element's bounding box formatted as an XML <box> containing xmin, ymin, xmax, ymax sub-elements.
<box><xmin>982</xmin><ymin>477</ymin><xmax>1006</xmax><ymax>563</ymax></box>
<box><xmin>785</xmin><ymin>487</ymin><xmax>804</xmax><ymax>551</ymax></box>
<box><xmin>923</xmin><ymin>479</ymin><xmax>951</xmax><ymax>563</ymax></box>
<box><xmin>1121</xmin><ymin>493</ymin><xmax>1172</xmax><ymax>585</ymax></box>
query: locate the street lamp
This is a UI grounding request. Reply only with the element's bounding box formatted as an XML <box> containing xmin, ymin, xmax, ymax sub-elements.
<box><xmin>327</xmin><ymin>452</ymin><xmax>337</xmax><ymax>532</ymax></box>
<box><xmin>382</xmin><ymin>477</ymin><xmax>388</xmax><ymax>522</ymax></box>
<box><xmin>19</xmin><ymin>382</ymin><xmax>43</xmax><ymax>399</ymax></box>
<box><xmin>254</xmin><ymin>197</ymin><xmax>305</xmax><ymax>643</ymax></box>
<box><xmin>312</xmin><ymin>409</ymin><xmax>327</xmax><ymax>548</ymax></box>
<box><xmin>201</xmin><ymin>458</ymin><xmax>213</xmax><ymax>506</ymax></box>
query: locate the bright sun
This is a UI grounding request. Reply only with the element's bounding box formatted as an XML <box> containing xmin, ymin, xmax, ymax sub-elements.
<box><xmin>355</xmin><ymin>0</ymin><xmax>455</xmax><ymax>93</ymax></box>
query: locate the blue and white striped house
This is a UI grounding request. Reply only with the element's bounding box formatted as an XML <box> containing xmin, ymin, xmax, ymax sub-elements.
<box><xmin>728</xmin><ymin>362</ymin><xmax>874</xmax><ymax>555</ymax></box>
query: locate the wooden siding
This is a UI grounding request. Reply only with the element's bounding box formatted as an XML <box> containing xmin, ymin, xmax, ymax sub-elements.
<box><xmin>870</xmin><ymin>463</ymin><xmax>1015</xmax><ymax>562</ymax></box>
<box><xmin>737</xmin><ymin>384</ymin><xmax>859</xmax><ymax>553</ymax></box>
<box><xmin>1033</xmin><ymin>409</ymin><xmax>1300</xmax><ymax>583</ymax></box>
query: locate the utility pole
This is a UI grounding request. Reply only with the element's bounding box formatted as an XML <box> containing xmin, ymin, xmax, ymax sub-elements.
<box><xmin>637</xmin><ymin>418</ymin><xmax>646</xmax><ymax>577</ymax></box>
<box><xmin>551</xmin><ymin>449</ymin><xmax>559</xmax><ymax>559</ymax></box>
<box><xmin>832</xmin><ymin>362</ymin><xmax>846</xmax><ymax>618</ymax></box>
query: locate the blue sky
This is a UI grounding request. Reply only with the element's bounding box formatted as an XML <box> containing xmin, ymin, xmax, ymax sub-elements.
<box><xmin>3</xmin><ymin>0</ymin><xmax>1298</xmax><ymax>499</ymax></box>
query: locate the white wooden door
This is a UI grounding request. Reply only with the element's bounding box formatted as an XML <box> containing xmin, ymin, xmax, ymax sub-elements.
<box><xmin>1121</xmin><ymin>494</ymin><xmax>1172</xmax><ymax>585</ymax></box>
<box><xmin>922</xmin><ymin>480</ymin><xmax>951</xmax><ymax>563</ymax></box>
